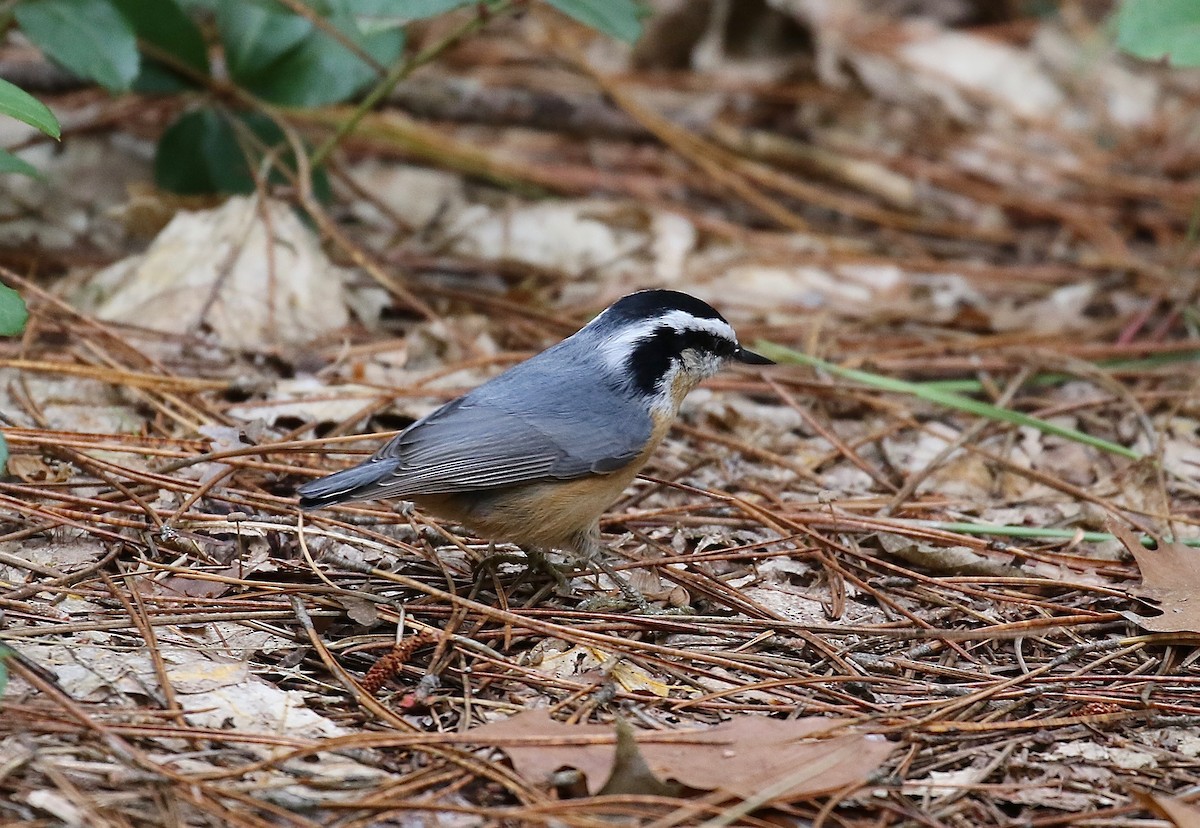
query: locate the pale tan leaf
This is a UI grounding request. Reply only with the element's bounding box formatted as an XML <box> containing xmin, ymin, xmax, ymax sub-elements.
<box><xmin>1113</xmin><ymin>524</ymin><xmax>1200</xmax><ymax>634</ymax></box>
<box><xmin>464</xmin><ymin>710</ymin><xmax>893</xmax><ymax>801</ymax></box>
<box><xmin>1143</xmin><ymin>793</ymin><xmax>1200</xmax><ymax>828</ymax></box>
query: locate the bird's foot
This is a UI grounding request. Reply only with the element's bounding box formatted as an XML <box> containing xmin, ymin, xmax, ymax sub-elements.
<box><xmin>474</xmin><ymin>546</ymin><xmax>572</xmax><ymax>592</ymax></box>
<box><xmin>577</xmin><ymin>558</ymin><xmax>695</xmax><ymax>616</ymax></box>
<box><xmin>521</xmin><ymin>547</ymin><xmax>575</xmax><ymax>594</ymax></box>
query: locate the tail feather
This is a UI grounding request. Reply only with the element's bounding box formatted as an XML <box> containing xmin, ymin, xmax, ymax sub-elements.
<box><xmin>297</xmin><ymin>459</ymin><xmax>400</xmax><ymax>509</ymax></box>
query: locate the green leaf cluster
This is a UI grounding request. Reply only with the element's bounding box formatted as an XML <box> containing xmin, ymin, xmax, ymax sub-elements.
<box><xmin>7</xmin><ymin>0</ymin><xmax>646</xmax><ymax>197</ymax></box>
<box><xmin>12</xmin><ymin>0</ymin><xmax>407</xmax><ymax>193</ymax></box>
<box><xmin>0</xmin><ymin>0</ymin><xmax>644</xmax><ymax>341</ymax></box>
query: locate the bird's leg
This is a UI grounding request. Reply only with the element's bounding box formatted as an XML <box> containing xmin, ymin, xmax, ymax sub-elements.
<box><xmin>475</xmin><ymin>543</ymin><xmax>565</xmax><ymax>587</ymax></box>
<box><xmin>573</xmin><ymin>532</ymin><xmax>692</xmax><ymax>615</ymax></box>
<box><xmin>521</xmin><ymin>546</ymin><xmax>573</xmax><ymax>595</ymax></box>
<box><xmin>474</xmin><ymin>541</ymin><xmax>524</xmax><ymax>573</ymax></box>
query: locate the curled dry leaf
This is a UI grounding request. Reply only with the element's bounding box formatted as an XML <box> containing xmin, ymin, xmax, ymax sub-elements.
<box><xmin>465</xmin><ymin>710</ymin><xmax>892</xmax><ymax>801</ymax></box>
<box><xmin>1112</xmin><ymin>524</ymin><xmax>1200</xmax><ymax>634</ymax></box>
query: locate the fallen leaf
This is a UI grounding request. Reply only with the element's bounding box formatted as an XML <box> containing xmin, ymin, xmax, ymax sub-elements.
<box><xmin>447</xmin><ymin>201</ymin><xmax>650</xmax><ymax>279</ymax></box>
<box><xmin>1004</xmin><ymin>786</ymin><xmax>1100</xmax><ymax>812</ymax></box>
<box><xmin>80</xmin><ymin>196</ymin><xmax>351</xmax><ymax>349</ymax></box>
<box><xmin>24</xmin><ymin>790</ymin><xmax>87</xmax><ymax>826</ymax></box>
<box><xmin>182</xmin><ymin>680</ymin><xmax>346</xmax><ymax>741</ymax></box>
<box><xmin>531</xmin><ymin>645</ymin><xmax>671</xmax><ymax>697</ymax></box>
<box><xmin>1113</xmin><ymin>524</ymin><xmax>1200</xmax><ymax>634</ymax></box>
<box><xmin>887</xmin><ymin>26</ymin><xmax>1065</xmax><ymax>121</ymax></box>
<box><xmin>5</xmin><ymin>455</ymin><xmax>71</xmax><ymax>483</ymax></box>
<box><xmin>1141</xmin><ymin>792</ymin><xmax>1200</xmax><ymax>828</ymax></box>
<box><xmin>905</xmin><ymin>767</ymin><xmax>983</xmax><ymax>799</ymax></box>
<box><xmin>598</xmin><ymin>718</ymin><xmax>681</xmax><ymax>797</ymax></box>
<box><xmin>227</xmin><ymin>377</ymin><xmax>389</xmax><ymax>427</ymax></box>
<box><xmin>1051</xmin><ymin>740</ymin><xmax>1156</xmax><ymax>770</ymax></box>
<box><xmin>337</xmin><ymin>595</ymin><xmax>379</xmax><ymax>627</ymax></box>
<box><xmin>18</xmin><ymin>643</ymin><xmax>249</xmax><ymax>701</ymax></box>
<box><xmin>464</xmin><ymin>710</ymin><xmax>892</xmax><ymax>801</ymax></box>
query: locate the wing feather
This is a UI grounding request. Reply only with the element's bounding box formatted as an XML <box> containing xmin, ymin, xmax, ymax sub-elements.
<box><xmin>364</xmin><ymin>393</ymin><xmax>650</xmax><ymax>497</ymax></box>
<box><xmin>299</xmin><ymin>338</ymin><xmax>655</xmax><ymax>507</ymax></box>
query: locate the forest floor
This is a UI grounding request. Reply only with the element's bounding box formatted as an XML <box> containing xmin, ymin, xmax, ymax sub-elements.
<box><xmin>3</xmin><ymin>3</ymin><xmax>1200</xmax><ymax>826</ymax></box>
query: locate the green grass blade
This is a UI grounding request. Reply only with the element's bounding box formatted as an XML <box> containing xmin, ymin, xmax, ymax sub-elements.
<box><xmin>910</xmin><ymin>520</ymin><xmax>1200</xmax><ymax>548</ymax></box>
<box><xmin>917</xmin><ymin>350</ymin><xmax>1200</xmax><ymax>394</ymax></box>
<box><xmin>755</xmin><ymin>341</ymin><xmax>1141</xmax><ymax>460</ymax></box>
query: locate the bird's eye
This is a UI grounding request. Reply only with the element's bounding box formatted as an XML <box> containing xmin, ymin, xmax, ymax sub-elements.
<box><xmin>708</xmin><ymin>334</ymin><xmax>736</xmax><ymax>357</ymax></box>
<box><xmin>681</xmin><ymin>330</ymin><xmax>730</xmax><ymax>357</ymax></box>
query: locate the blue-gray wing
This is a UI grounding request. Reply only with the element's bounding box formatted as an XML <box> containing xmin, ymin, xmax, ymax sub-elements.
<box><xmin>297</xmin><ymin>338</ymin><xmax>655</xmax><ymax>509</ymax></box>
<box><xmin>298</xmin><ymin>392</ymin><xmax>653</xmax><ymax>507</ymax></box>
<box><xmin>377</xmin><ymin>394</ymin><xmax>650</xmax><ymax>491</ymax></box>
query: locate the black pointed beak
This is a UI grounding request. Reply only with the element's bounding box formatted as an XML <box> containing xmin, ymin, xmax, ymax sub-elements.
<box><xmin>734</xmin><ymin>346</ymin><xmax>774</xmax><ymax>365</ymax></box>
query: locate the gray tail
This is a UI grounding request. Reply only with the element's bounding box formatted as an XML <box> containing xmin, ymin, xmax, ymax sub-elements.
<box><xmin>297</xmin><ymin>459</ymin><xmax>400</xmax><ymax>510</ymax></box>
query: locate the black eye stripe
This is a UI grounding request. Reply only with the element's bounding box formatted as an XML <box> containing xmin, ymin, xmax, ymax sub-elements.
<box><xmin>682</xmin><ymin>330</ymin><xmax>734</xmax><ymax>356</ymax></box>
<box><xmin>624</xmin><ymin>325</ymin><xmax>735</xmax><ymax>394</ymax></box>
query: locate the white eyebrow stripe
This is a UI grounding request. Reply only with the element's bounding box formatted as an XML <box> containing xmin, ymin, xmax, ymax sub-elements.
<box><xmin>594</xmin><ymin>311</ymin><xmax>738</xmax><ymax>372</ymax></box>
<box><xmin>658</xmin><ymin>310</ymin><xmax>738</xmax><ymax>341</ymax></box>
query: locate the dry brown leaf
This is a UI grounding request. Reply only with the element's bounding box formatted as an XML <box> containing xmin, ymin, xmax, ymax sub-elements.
<box><xmin>465</xmin><ymin>710</ymin><xmax>892</xmax><ymax>800</ymax></box>
<box><xmin>81</xmin><ymin>196</ymin><xmax>351</xmax><ymax>349</ymax></box>
<box><xmin>5</xmin><ymin>454</ymin><xmax>71</xmax><ymax>483</ymax></box>
<box><xmin>1142</xmin><ymin>792</ymin><xmax>1200</xmax><ymax>828</ymax></box>
<box><xmin>597</xmin><ymin>717</ymin><xmax>681</xmax><ymax>797</ymax></box>
<box><xmin>337</xmin><ymin>595</ymin><xmax>380</xmax><ymax>627</ymax></box>
<box><xmin>1113</xmin><ymin>524</ymin><xmax>1200</xmax><ymax>634</ymax></box>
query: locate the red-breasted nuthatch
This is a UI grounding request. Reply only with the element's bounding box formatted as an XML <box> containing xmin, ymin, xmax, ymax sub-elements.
<box><xmin>298</xmin><ymin>290</ymin><xmax>772</xmax><ymax>582</ymax></box>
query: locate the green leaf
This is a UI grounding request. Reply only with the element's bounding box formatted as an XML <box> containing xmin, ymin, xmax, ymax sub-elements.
<box><xmin>156</xmin><ymin>107</ymin><xmax>330</xmax><ymax>198</ymax></box>
<box><xmin>111</xmin><ymin>0</ymin><xmax>211</xmax><ymax>90</ymax></box>
<box><xmin>156</xmin><ymin>108</ymin><xmax>249</xmax><ymax>195</ymax></box>
<box><xmin>755</xmin><ymin>341</ymin><xmax>1142</xmax><ymax>461</ymax></box>
<box><xmin>15</xmin><ymin>0</ymin><xmax>140</xmax><ymax>92</ymax></box>
<box><xmin>0</xmin><ymin>148</ymin><xmax>43</xmax><ymax>179</ymax></box>
<box><xmin>543</xmin><ymin>0</ymin><xmax>646</xmax><ymax>43</ymax></box>
<box><xmin>0</xmin><ymin>281</ymin><xmax>29</xmax><ymax>335</ymax></box>
<box><xmin>384</xmin><ymin>0</ymin><xmax>476</xmax><ymax>20</ymax></box>
<box><xmin>0</xmin><ymin>644</ymin><xmax>10</xmax><ymax>697</ymax></box>
<box><xmin>219</xmin><ymin>0</ymin><xmax>405</xmax><ymax>106</ymax></box>
<box><xmin>219</xmin><ymin>0</ymin><xmax>312</xmax><ymax>79</ymax></box>
<box><xmin>1114</xmin><ymin>0</ymin><xmax>1200</xmax><ymax>66</ymax></box>
<box><xmin>132</xmin><ymin>62</ymin><xmax>198</xmax><ymax>94</ymax></box>
<box><xmin>0</xmin><ymin>77</ymin><xmax>60</xmax><ymax>138</ymax></box>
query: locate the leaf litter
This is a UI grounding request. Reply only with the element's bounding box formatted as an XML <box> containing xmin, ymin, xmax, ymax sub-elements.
<box><xmin>2</xmin><ymin>3</ymin><xmax>1200</xmax><ymax>826</ymax></box>
<box><xmin>464</xmin><ymin>709</ymin><xmax>893</xmax><ymax>800</ymax></box>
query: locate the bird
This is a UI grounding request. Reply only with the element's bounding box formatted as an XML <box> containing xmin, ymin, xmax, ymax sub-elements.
<box><xmin>297</xmin><ymin>289</ymin><xmax>772</xmax><ymax>605</ymax></box>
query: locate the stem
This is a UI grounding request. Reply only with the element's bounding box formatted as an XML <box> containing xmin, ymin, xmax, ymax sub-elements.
<box><xmin>309</xmin><ymin>0</ymin><xmax>517</xmax><ymax>169</ymax></box>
